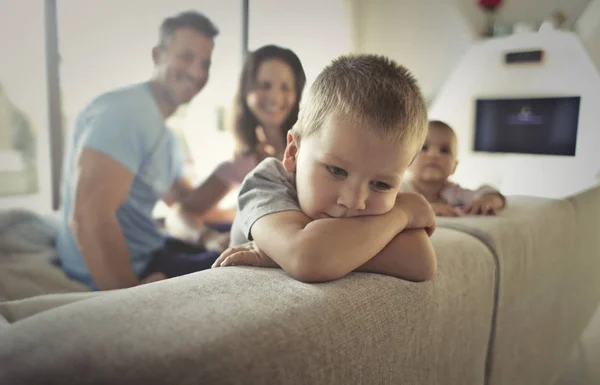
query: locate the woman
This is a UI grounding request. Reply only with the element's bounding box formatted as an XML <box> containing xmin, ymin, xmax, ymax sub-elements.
<box><xmin>165</xmin><ymin>45</ymin><xmax>306</xmax><ymax>246</ymax></box>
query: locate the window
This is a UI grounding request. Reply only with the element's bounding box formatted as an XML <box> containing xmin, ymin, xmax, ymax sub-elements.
<box><xmin>0</xmin><ymin>1</ymin><xmax>53</xmax><ymax>213</ymax></box>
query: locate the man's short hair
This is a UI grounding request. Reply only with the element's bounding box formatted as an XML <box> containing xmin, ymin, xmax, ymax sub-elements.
<box><xmin>159</xmin><ymin>11</ymin><xmax>219</xmax><ymax>47</ymax></box>
<box><xmin>293</xmin><ymin>54</ymin><xmax>428</xmax><ymax>152</ymax></box>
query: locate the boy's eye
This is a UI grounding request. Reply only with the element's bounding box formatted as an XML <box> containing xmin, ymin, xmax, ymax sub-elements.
<box><xmin>370</xmin><ymin>181</ymin><xmax>392</xmax><ymax>191</ymax></box>
<box><xmin>421</xmin><ymin>144</ymin><xmax>429</xmax><ymax>152</ymax></box>
<box><xmin>440</xmin><ymin>146</ymin><xmax>451</xmax><ymax>154</ymax></box>
<box><xmin>326</xmin><ymin>165</ymin><xmax>347</xmax><ymax>177</ymax></box>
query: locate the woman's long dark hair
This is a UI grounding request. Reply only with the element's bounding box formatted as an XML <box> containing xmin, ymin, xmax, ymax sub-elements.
<box><xmin>231</xmin><ymin>45</ymin><xmax>306</xmax><ymax>155</ymax></box>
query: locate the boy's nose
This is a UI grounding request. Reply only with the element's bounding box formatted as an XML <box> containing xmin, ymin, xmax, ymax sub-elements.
<box><xmin>337</xmin><ymin>184</ymin><xmax>368</xmax><ymax>212</ymax></box>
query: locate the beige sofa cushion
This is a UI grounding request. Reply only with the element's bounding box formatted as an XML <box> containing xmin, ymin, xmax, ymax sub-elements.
<box><xmin>0</xmin><ymin>228</ymin><xmax>496</xmax><ymax>385</ymax></box>
<box><xmin>437</xmin><ymin>188</ymin><xmax>600</xmax><ymax>385</ymax></box>
<box><xmin>0</xmin><ymin>253</ymin><xmax>90</xmax><ymax>302</ymax></box>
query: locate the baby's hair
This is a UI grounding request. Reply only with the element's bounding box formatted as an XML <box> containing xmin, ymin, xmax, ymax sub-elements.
<box><xmin>293</xmin><ymin>54</ymin><xmax>428</xmax><ymax>151</ymax></box>
<box><xmin>429</xmin><ymin>120</ymin><xmax>456</xmax><ymax>136</ymax></box>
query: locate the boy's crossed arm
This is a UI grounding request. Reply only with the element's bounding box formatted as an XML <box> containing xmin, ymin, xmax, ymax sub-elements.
<box><xmin>213</xmin><ymin>193</ymin><xmax>437</xmax><ymax>283</ymax></box>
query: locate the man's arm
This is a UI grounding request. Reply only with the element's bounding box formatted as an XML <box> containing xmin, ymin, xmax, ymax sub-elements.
<box><xmin>356</xmin><ymin>229</ymin><xmax>437</xmax><ymax>282</ymax></box>
<box><xmin>166</xmin><ymin>173</ymin><xmax>235</xmax><ymax>225</ymax></box>
<box><xmin>69</xmin><ymin>148</ymin><xmax>139</xmax><ymax>290</ymax></box>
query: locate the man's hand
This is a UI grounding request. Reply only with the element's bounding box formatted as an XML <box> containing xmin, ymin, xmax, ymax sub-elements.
<box><xmin>212</xmin><ymin>241</ymin><xmax>279</xmax><ymax>268</ymax></box>
<box><xmin>462</xmin><ymin>194</ymin><xmax>505</xmax><ymax>215</ymax></box>
<box><xmin>395</xmin><ymin>193</ymin><xmax>437</xmax><ymax>236</ymax></box>
<box><xmin>431</xmin><ymin>202</ymin><xmax>465</xmax><ymax>217</ymax></box>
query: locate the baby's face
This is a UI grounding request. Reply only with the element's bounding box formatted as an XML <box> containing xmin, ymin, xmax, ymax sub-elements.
<box><xmin>409</xmin><ymin>125</ymin><xmax>458</xmax><ymax>183</ymax></box>
<box><xmin>283</xmin><ymin>118</ymin><xmax>413</xmax><ymax>219</ymax></box>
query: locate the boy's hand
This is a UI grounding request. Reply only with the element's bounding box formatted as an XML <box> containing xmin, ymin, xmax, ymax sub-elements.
<box><xmin>139</xmin><ymin>272</ymin><xmax>167</xmax><ymax>285</ymax></box>
<box><xmin>462</xmin><ymin>194</ymin><xmax>504</xmax><ymax>216</ymax></box>
<box><xmin>431</xmin><ymin>202</ymin><xmax>465</xmax><ymax>217</ymax></box>
<box><xmin>211</xmin><ymin>241</ymin><xmax>279</xmax><ymax>268</ymax></box>
<box><xmin>395</xmin><ymin>193</ymin><xmax>437</xmax><ymax>236</ymax></box>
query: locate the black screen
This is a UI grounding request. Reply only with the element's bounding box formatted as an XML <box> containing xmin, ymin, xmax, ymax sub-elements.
<box><xmin>473</xmin><ymin>96</ymin><xmax>580</xmax><ymax>156</ymax></box>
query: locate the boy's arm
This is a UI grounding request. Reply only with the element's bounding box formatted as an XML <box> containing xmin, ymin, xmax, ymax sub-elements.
<box><xmin>250</xmin><ymin>193</ymin><xmax>434</xmax><ymax>283</ymax></box>
<box><xmin>355</xmin><ymin>229</ymin><xmax>436</xmax><ymax>282</ymax></box>
<box><xmin>250</xmin><ymin>209</ymin><xmax>407</xmax><ymax>282</ymax></box>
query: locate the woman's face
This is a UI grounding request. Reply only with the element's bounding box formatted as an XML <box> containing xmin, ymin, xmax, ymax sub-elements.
<box><xmin>246</xmin><ymin>59</ymin><xmax>297</xmax><ymax>130</ymax></box>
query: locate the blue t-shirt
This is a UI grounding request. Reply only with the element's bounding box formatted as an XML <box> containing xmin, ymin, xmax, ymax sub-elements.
<box><xmin>56</xmin><ymin>82</ymin><xmax>184</xmax><ymax>288</ymax></box>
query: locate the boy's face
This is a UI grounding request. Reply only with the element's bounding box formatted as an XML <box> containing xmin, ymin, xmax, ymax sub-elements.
<box><xmin>409</xmin><ymin>125</ymin><xmax>458</xmax><ymax>183</ymax></box>
<box><xmin>283</xmin><ymin>117</ymin><xmax>414</xmax><ymax>220</ymax></box>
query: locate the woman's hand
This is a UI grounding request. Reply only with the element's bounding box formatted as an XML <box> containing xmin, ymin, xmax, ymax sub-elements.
<box><xmin>254</xmin><ymin>126</ymin><xmax>283</xmax><ymax>161</ymax></box>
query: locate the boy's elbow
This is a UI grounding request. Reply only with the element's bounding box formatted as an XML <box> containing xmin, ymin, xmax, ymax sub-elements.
<box><xmin>410</xmin><ymin>250</ymin><xmax>438</xmax><ymax>282</ymax></box>
<box><xmin>286</xmin><ymin>251</ymin><xmax>340</xmax><ymax>283</ymax></box>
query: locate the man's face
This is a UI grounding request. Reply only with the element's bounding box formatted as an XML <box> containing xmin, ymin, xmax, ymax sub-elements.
<box><xmin>409</xmin><ymin>125</ymin><xmax>458</xmax><ymax>183</ymax></box>
<box><xmin>153</xmin><ymin>27</ymin><xmax>214</xmax><ymax>107</ymax></box>
<box><xmin>283</xmin><ymin>117</ymin><xmax>413</xmax><ymax>220</ymax></box>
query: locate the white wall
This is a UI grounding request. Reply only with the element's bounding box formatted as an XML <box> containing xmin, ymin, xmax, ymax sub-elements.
<box><xmin>351</xmin><ymin>0</ymin><xmax>592</xmax><ymax>103</ymax></box>
<box><xmin>0</xmin><ymin>2</ymin><xmax>52</xmax><ymax>213</ymax></box>
<box><xmin>249</xmin><ymin>0</ymin><xmax>354</xmax><ymax>95</ymax></box>
<box><xmin>351</xmin><ymin>0</ymin><xmax>476</xmax><ymax>103</ymax></box>
<box><xmin>429</xmin><ymin>31</ymin><xmax>600</xmax><ymax>198</ymax></box>
<box><xmin>576</xmin><ymin>0</ymin><xmax>600</xmax><ymax>71</ymax></box>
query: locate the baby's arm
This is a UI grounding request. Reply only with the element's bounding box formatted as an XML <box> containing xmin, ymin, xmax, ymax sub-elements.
<box><xmin>443</xmin><ymin>183</ymin><xmax>505</xmax><ymax>215</ymax></box>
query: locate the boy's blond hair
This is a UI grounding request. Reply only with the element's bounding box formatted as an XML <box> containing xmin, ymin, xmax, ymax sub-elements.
<box><xmin>292</xmin><ymin>54</ymin><xmax>428</xmax><ymax>151</ymax></box>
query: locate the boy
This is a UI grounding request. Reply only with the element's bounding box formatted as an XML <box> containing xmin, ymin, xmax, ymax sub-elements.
<box><xmin>402</xmin><ymin>120</ymin><xmax>505</xmax><ymax>217</ymax></box>
<box><xmin>212</xmin><ymin>54</ymin><xmax>437</xmax><ymax>283</ymax></box>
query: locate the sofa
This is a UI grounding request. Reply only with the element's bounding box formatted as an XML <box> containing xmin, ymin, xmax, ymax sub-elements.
<box><xmin>0</xmin><ymin>186</ymin><xmax>599</xmax><ymax>385</ymax></box>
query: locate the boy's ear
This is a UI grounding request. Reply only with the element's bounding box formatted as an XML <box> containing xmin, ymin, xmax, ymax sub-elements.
<box><xmin>283</xmin><ymin>132</ymin><xmax>300</xmax><ymax>172</ymax></box>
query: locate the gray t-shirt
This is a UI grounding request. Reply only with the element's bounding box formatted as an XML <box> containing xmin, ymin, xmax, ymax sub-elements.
<box><xmin>230</xmin><ymin>158</ymin><xmax>301</xmax><ymax>246</ymax></box>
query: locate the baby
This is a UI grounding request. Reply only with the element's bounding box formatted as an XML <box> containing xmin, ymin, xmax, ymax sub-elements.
<box><xmin>401</xmin><ymin>120</ymin><xmax>505</xmax><ymax>216</ymax></box>
<box><xmin>212</xmin><ymin>54</ymin><xmax>438</xmax><ymax>283</ymax></box>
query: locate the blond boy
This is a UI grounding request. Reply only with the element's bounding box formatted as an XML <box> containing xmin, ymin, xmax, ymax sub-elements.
<box><xmin>212</xmin><ymin>54</ymin><xmax>437</xmax><ymax>283</ymax></box>
<box><xmin>402</xmin><ymin>120</ymin><xmax>505</xmax><ymax>216</ymax></box>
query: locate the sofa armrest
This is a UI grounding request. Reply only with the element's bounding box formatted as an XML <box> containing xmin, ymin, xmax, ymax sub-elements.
<box><xmin>0</xmin><ymin>228</ymin><xmax>496</xmax><ymax>385</ymax></box>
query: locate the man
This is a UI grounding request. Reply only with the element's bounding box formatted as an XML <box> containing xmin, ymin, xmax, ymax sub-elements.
<box><xmin>57</xmin><ymin>11</ymin><xmax>219</xmax><ymax>290</ymax></box>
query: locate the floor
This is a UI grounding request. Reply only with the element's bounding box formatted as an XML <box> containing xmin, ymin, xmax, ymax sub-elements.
<box><xmin>555</xmin><ymin>305</ymin><xmax>600</xmax><ymax>385</ymax></box>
